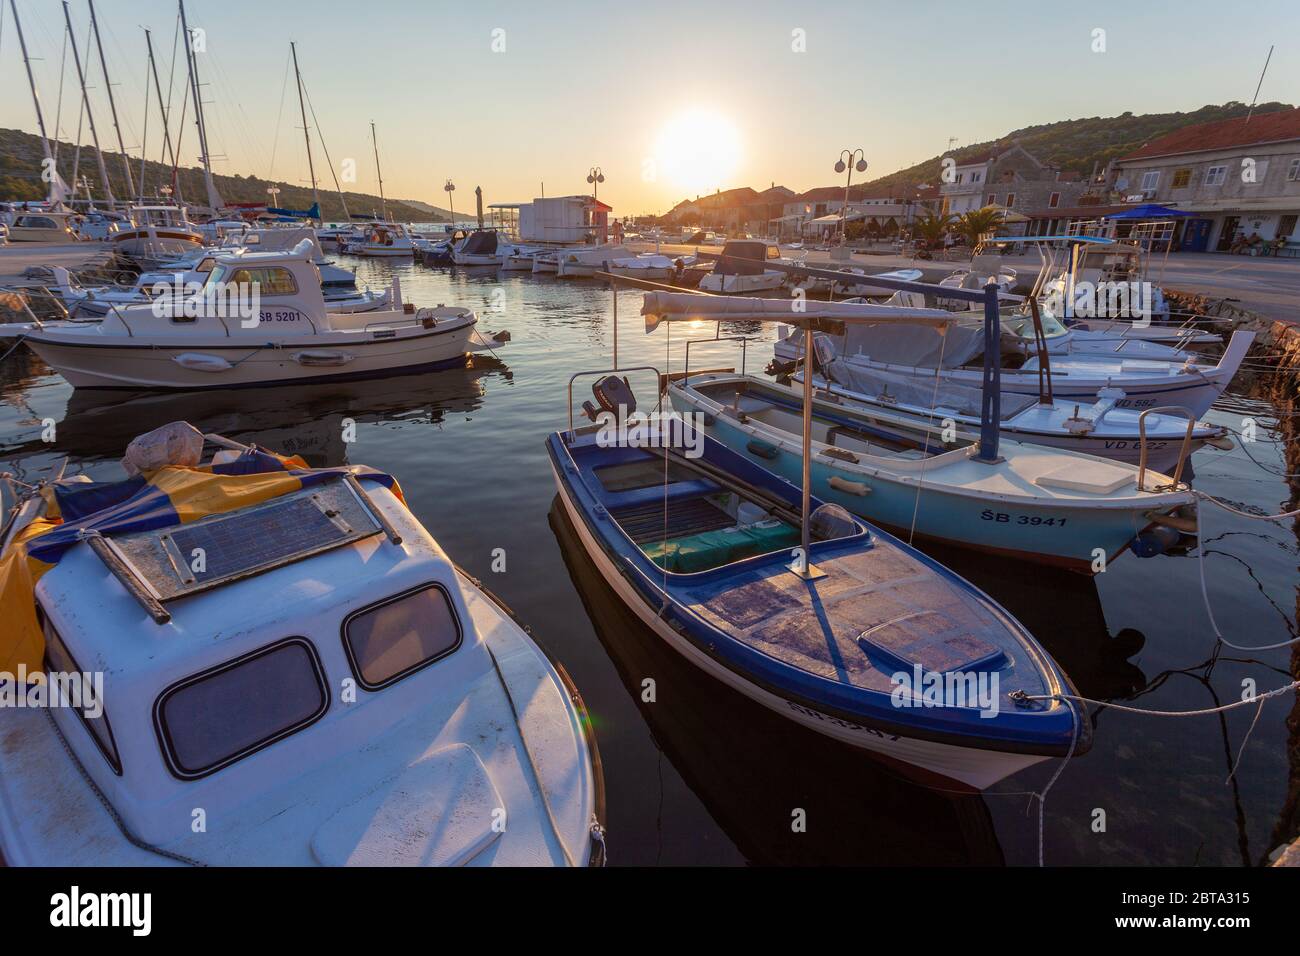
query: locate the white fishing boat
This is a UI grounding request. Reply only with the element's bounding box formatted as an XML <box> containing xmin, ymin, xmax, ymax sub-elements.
<box><xmin>670</xmin><ymin>370</ymin><xmax>1197</xmax><ymax>571</ymax></box>
<box><xmin>532</xmin><ymin>251</ymin><xmax>561</xmax><ymax>274</ymax></box>
<box><xmin>110</xmin><ymin>205</ymin><xmax>207</xmax><ymax>266</ymax></box>
<box><xmin>452</xmin><ymin>230</ymin><xmax>509</xmax><ymax>266</ymax></box>
<box><xmin>15</xmin><ymin>240</ymin><xmax>504</xmax><ymax>389</ymax></box>
<box><xmin>0</xmin><ymin>424</ymin><xmax>604</xmax><ymax>866</ymax></box>
<box><xmin>555</xmin><ymin>245</ymin><xmax>634</xmax><ymax>278</ymax></box>
<box><xmin>698</xmin><ymin>240</ymin><xmax>786</xmax><ymax>293</ymax></box>
<box><xmin>798</xmin><ymin>361</ymin><xmax>1230</xmax><ymax>472</ymax></box>
<box><xmin>606</xmin><ymin>253</ymin><xmax>679</xmax><ymax>281</ymax></box>
<box><xmin>500</xmin><ymin>246</ymin><xmax>540</xmax><ymax>270</ymax></box>
<box><xmin>1010</xmin><ymin>234</ymin><xmax>1223</xmax><ymax>347</ymax></box>
<box><xmin>343</xmin><ymin>221</ymin><xmax>415</xmax><ymax>257</ymax></box>
<box><xmin>6</xmin><ymin>209</ymin><xmax>80</xmax><ymax>243</ymax></box>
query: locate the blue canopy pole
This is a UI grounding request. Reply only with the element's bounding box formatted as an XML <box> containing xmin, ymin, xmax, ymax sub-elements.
<box><xmin>978</xmin><ymin>280</ymin><xmax>1002</xmax><ymax>463</ymax></box>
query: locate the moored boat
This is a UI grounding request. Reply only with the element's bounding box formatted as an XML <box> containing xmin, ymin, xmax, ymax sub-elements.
<box><xmin>549</xmin><ymin>383</ymin><xmax>1088</xmax><ymax>790</ymax></box>
<box><xmin>0</xmin><ymin>424</ymin><xmax>604</xmax><ymax>865</ymax></box>
<box><xmin>670</xmin><ymin>371</ymin><xmax>1197</xmax><ymax>571</ymax></box>
<box><xmin>15</xmin><ymin>239</ymin><xmax>504</xmax><ymax>389</ymax></box>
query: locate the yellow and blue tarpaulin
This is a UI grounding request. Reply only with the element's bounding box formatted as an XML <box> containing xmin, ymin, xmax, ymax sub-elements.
<box><xmin>1</xmin><ymin>447</ymin><xmax>403</xmax><ymax>674</ymax></box>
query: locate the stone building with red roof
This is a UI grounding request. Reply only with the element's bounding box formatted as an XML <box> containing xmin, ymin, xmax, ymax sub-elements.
<box><xmin>1107</xmin><ymin>108</ymin><xmax>1300</xmax><ymax>252</ymax></box>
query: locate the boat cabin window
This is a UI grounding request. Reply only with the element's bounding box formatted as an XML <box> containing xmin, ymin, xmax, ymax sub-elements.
<box><xmin>227</xmin><ymin>266</ymin><xmax>298</xmax><ymax>297</ymax></box>
<box><xmin>342</xmin><ymin>584</ymin><xmax>462</xmax><ymax>691</ymax></box>
<box><xmin>16</xmin><ymin>216</ymin><xmax>59</xmax><ymax>230</ymax></box>
<box><xmin>154</xmin><ymin>638</ymin><xmax>328</xmax><ymax>779</ymax></box>
<box><xmin>42</xmin><ymin>617</ymin><xmax>122</xmax><ymax>775</ymax></box>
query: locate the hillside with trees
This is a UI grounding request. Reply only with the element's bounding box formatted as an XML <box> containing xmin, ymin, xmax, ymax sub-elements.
<box><xmin>0</xmin><ymin>127</ymin><xmax>452</xmax><ymax>223</ymax></box>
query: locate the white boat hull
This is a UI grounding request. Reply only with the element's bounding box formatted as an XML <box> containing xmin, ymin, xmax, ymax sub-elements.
<box><xmin>24</xmin><ymin>322</ymin><xmax>475</xmax><ymax>390</ymax></box>
<box><xmin>552</xmin><ymin>466</ymin><xmax>1047</xmax><ymax>791</ymax></box>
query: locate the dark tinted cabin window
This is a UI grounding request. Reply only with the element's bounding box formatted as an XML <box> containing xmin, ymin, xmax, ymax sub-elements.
<box><xmin>42</xmin><ymin>617</ymin><xmax>122</xmax><ymax>774</ymax></box>
<box><xmin>343</xmin><ymin>585</ymin><xmax>462</xmax><ymax>690</ymax></box>
<box><xmin>156</xmin><ymin>638</ymin><xmax>327</xmax><ymax>779</ymax></box>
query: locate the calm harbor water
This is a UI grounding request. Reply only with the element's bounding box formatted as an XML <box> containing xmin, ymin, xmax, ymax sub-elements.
<box><xmin>2</xmin><ymin>255</ymin><xmax>1296</xmax><ymax>866</ymax></box>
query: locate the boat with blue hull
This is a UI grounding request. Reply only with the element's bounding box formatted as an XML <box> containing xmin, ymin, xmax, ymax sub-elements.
<box><xmin>669</xmin><ymin>372</ymin><xmax>1195</xmax><ymax>572</ymax></box>
<box><xmin>547</xmin><ymin>406</ymin><xmax>1089</xmax><ymax>790</ymax></box>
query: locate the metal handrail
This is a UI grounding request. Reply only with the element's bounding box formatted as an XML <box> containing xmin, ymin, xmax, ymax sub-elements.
<box><xmin>1136</xmin><ymin>405</ymin><xmax>1197</xmax><ymax>493</ymax></box>
<box><xmin>566</xmin><ymin>365</ymin><xmax>663</xmax><ymax>440</ymax></box>
<box><xmin>683</xmin><ymin>326</ymin><xmax>756</xmax><ymax>385</ymax></box>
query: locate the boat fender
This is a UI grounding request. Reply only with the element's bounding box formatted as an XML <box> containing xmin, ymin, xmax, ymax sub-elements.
<box><xmin>828</xmin><ymin>476</ymin><xmax>870</xmax><ymax>496</ymax></box>
<box><xmin>1130</xmin><ymin>525</ymin><xmax>1181</xmax><ymax>559</ymax></box>
<box><xmin>293</xmin><ymin>350</ymin><xmax>354</xmax><ymax>368</ymax></box>
<box><xmin>746</xmin><ymin>439</ymin><xmax>779</xmax><ymax>460</ymax></box>
<box><xmin>172</xmin><ymin>352</ymin><xmax>233</xmax><ymax>372</ymax></box>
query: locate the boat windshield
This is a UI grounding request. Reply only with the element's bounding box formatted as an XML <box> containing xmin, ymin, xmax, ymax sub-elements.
<box><xmin>1003</xmin><ymin>304</ymin><xmax>1069</xmax><ymax>340</ymax></box>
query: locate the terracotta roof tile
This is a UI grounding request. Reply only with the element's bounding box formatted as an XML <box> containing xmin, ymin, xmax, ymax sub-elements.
<box><xmin>1120</xmin><ymin>109</ymin><xmax>1300</xmax><ymax>161</ymax></box>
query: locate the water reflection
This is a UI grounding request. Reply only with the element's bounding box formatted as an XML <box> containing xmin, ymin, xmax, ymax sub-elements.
<box><xmin>3</xmin><ymin>357</ymin><xmax>507</xmax><ymax>467</ymax></box>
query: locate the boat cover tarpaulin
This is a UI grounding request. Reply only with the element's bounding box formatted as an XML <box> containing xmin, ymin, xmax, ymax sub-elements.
<box><xmin>838</xmin><ymin>315</ymin><xmax>987</xmax><ymax>368</ymax></box>
<box><xmin>0</xmin><ymin>448</ymin><xmax>403</xmax><ymax>673</ymax></box>
<box><xmin>824</xmin><ymin>359</ymin><xmax>1039</xmax><ymax>420</ymax></box>
<box><xmin>640</xmin><ymin>291</ymin><xmax>958</xmax><ymax>332</ymax></box>
<box><xmin>460</xmin><ymin>231</ymin><xmax>500</xmax><ymax>255</ymax></box>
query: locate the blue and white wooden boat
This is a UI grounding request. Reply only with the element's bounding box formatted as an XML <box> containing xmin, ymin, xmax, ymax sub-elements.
<box><xmin>669</xmin><ymin>371</ymin><xmax>1196</xmax><ymax>572</ymax></box>
<box><xmin>548</xmin><ymin>381</ymin><xmax>1089</xmax><ymax>789</ymax></box>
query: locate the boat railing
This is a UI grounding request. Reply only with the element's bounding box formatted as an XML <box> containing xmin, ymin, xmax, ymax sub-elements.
<box><xmin>683</xmin><ymin>327</ymin><xmax>757</xmax><ymax>386</ymax></box>
<box><xmin>1136</xmin><ymin>406</ymin><xmax>1197</xmax><ymax>492</ymax></box>
<box><xmin>567</xmin><ymin>366</ymin><xmax>663</xmax><ymax>441</ymax></box>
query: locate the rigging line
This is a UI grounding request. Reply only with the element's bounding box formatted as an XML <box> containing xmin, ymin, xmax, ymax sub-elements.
<box><xmin>907</xmin><ymin>327</ymin><xmax>949</xmax><ymax>546</ymax></box>
<box><xmin>265</xmin><ymin>50</ymin><xmax>292</xmax><ymax>187</ymax></box>
<box><xmin>52</xmin><ymin>19</ymin><xmax>68</xmax><ymax>166</ymax></box>
<box><xmin>300</xmin><ymin>78</ymin><xmax>349</xmax><ymax>218</ymax></box>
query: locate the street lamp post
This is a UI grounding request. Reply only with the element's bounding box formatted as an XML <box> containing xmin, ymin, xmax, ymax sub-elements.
<box><xmin>835</xmin><ymin>148</ymin><xmax>868</xmax><ymax>248</ymax></box>
<box><xmin>267</xmin><ymin>186</ymin><xmax>280</xmax><ymax>212</ymax></box>
<box><xmin>586</xmin><ymin>167</ymin><xmax>605</xmax><ymax>243</ymax></box>
<box><xmin>444</xmin><ymin>179</ymin><xmax>456</xmax><ymax>228</ymax></box>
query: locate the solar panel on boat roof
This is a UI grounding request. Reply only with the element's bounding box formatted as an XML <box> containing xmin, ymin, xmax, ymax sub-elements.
<box><xmin>108</xmin><ymin>479</ymin><xmax>383</xmax><ymax>601</ymax></box>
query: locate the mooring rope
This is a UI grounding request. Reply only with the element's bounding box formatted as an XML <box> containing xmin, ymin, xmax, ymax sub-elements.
<box><xmin>1193</xmin><ymin>490</ymin><xmax>1300</xmax><ymax>651</ymax></box>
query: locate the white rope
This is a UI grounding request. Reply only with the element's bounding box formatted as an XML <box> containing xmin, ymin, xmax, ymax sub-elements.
<box><xmin>1193</xmin><ymin>491</ymin><xmax>1300</xmax><ymax>650</ymax></box>
<box><xmin>1015</xmin><ymin>680</ymin><xmax>1300</xmax><ymax>716</ymax></box>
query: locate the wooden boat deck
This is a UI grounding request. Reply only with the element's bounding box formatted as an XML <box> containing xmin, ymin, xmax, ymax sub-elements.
<box><xmin>683</xmin><ymin>543</ymin><xmax>1046</xmax><ymax>698</ymax></box>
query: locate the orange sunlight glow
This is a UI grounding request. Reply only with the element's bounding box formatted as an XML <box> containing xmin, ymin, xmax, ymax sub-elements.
<box><xmin>653</xmin><ymin>109</ymin><xmax>742</xmax><ymax>198</ymax></box>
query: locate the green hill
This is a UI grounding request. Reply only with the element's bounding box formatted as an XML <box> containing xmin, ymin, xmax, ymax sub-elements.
<box><xmin>0</xmin><ymin>126</ymin><xmax>450</xmax><ymax>223</ymax></box>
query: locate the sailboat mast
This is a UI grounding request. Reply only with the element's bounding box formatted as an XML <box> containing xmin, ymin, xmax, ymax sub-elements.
<box><xmin>87</xmin><ymin>0</ymin><xmax>135</xmax><ymax>198</ymax></box>
<box><xmin>137</xmin><ymin>41</ymin><xmax>150</xmax><ymax>202</ymax></box>
<box><xmin>10</xmin><ymin>0</ymin><xmax>67</xmax><ymax>206</ymax></box>
<box><xmin>143</xmin><ymin>28</ymin><xmax>180</xmax><ymax>203</ymax></box>
<box><xmin>371</xmin><ymin>121</ymin><xmax>388</xmax><ymax>221</ymax></box>
<box><xmin>291</xmin><ymin>42</ymin><xmax>320</xmax><ymax>220</ymax></box>
<box><xmin>61</xmin><ymin>0</ymin><xmax>115</xmax><ymax>209</ymax></box>
<box><xmin>179</xmin><ymin>0</ymin><xmax>221</xmax><ymax>211</ymax></box>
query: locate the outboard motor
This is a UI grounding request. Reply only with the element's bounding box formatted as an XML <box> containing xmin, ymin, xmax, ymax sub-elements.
<box><xmin>582</xmin><ymin>375</ymin><xmax>638</xmax><ymax>422</ymax></box>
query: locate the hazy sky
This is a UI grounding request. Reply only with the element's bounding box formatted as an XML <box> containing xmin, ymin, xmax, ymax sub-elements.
<box><xmin>3</xmin><ymin>0</ymin><xmax>1296</xmax><ymax>214</ymax></box>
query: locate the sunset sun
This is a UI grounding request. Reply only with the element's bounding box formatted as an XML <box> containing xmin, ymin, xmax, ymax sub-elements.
<box><xmin>653</xmin><ymin>109</ymin><xmax>742</xmax><ymax>196</ymax></box>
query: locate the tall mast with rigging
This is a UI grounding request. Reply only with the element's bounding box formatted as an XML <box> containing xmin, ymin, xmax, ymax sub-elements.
<box><xmin>371</xmin><ymin>121</ymin><xmax>388</xmax><ymax>221</ymax></box>
<box><xmin>87</xmin><ymin>0</ymin><xmax>136</xmax><ymax>199</ymax></box>
<box><xmin>10</xmin><ymin>0</ymin><xmax>73</xmax><ymax>207</ymax></box>
<box><xmin>291</xmin><ymin>42</ymin><xmax>320</xmax><ymax>221</ymax></box>
<box><xmin>60</xmin><ymin>0</ymin><xmax>115</xmax><ymax>209</ymax></box>
<box><xmin>178</xmin><ymin>0</ymin><xmax>223</xmax><ymax>212</ymax></box>
<box><xmin>143</xmin><ymin>28</ymin><xmax>181</xmax><ymax>203</ymax></box>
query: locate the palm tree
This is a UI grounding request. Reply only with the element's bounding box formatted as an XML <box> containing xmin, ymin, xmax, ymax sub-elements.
<box><xmin>956</xmin><ymin>206</ymin><xmax>1006</xmax><ymax>248</ymax></box>
<box><xmin>911</xmin><ymin>211</ymin><xmax>955</xmax><ymax>250</ymax></box>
